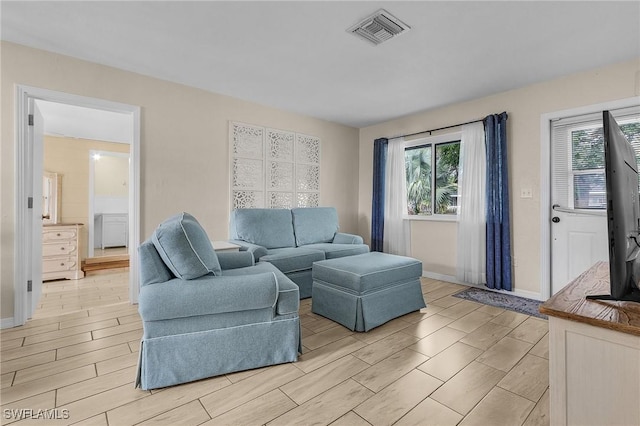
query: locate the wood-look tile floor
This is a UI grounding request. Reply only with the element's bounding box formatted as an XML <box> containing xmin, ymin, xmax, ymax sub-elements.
<box><xmin>33</xmin><ymin>269</ymin><xmax>130</xmax><ymax>319</ymax></box>
<box><xmin>1</xmin><ymin>271</ymin><xmax>550</xmax><ymax>426</ymax></box>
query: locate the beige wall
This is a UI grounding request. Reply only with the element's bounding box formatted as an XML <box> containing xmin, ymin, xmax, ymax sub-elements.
<box><xmin>359</xmin><ymin>58</ymin><xmax>640</xmax><ymax>298</ymax></box>
<box><xmin>43</xmin><ymin>136</ymin><xmax>130</xmax><ymax>259</ymax></box>
<box><xmin>1</xmin><ymin>42</ymin><xmax>360</xmax><ymax>322</ymax></box>
<box><xmin>95</xmin><ymin>155</ymin><xmax>129</xmax><ymax>197</ymax></box>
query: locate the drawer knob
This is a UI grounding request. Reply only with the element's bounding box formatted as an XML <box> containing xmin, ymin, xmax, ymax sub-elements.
<box><xmin>60</xmin><ymin>263</ymin><xmax>65</xmax><ymax>266</ymax></box>
<box><xmin>60</xmin><ymin>247</ymin><xmax>65</xmax><ymax>251</ymax></box>
<box><xmin>56</xmin><ymin>233</ymin><xmax>61</xmax><ymax>236</ymax></box>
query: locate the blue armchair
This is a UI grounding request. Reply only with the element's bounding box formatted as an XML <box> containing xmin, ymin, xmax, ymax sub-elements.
<box><xmin>136</xmin><ymin>212</ymin><xmax>301</xmax><ymax>390</ymax></box>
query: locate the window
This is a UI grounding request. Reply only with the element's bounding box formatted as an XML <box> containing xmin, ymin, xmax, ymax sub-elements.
<box><xmin>552</xmin><ymin>109</ymin><xmax>640</xmax><ymax>210</ymax></box>
<box><xmin>405</xmin><ymin>136</ymin><xmax>460</xmax><ymax>216</ymax></box>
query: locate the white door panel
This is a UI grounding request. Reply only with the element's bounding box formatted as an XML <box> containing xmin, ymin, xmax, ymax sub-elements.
<box><xmin>28</xmin><ymin>102</ymin><xmax>44</xmax><ymax>318</ymax></box>
<box><xmin>551</xmin><ymin>211</ymin><xmax>607</xmax><ymax>294</ymax></box>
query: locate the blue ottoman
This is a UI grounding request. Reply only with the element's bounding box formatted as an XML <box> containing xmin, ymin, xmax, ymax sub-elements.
<box><xmin>311</xmin><ymin>252</ymin><xmax>426</xmax><ymax>332</ymax></box>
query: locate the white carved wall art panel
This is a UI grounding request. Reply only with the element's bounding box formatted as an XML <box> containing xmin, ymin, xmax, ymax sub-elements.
<box><xmin>297</xmin><ymin>192</ymin><xmax>319</xmax><ymax>208</ymax></box>
<box><xmin>232</xmin><ymin>123</ymin><xmax>264</xmax><ymax>159</ymax></box>
<box><xmin>296</xmin><ymin>134</ymin><xmax>321</xmax><ymax>164</ymax></box>
<box><xmin>267</xmin><ymin>129</ymin><xmax>294</xmax><ymax>161</ymax></box>
<box><xmin>233</xmin><ymin>158</ymin><xmax>263</xmax><ymax>189</ymax></box>
<box><xmin>295</xmin><ymin>133</ymin><xmax>320</xmax><ymax>207</ymax></box>
<box><xmin>268</xmin><ymin>192</ymin><xmax>293</xmax><ymax>209</ymax></box>
<box><xmin>232</xmin><ymin>190</ymin><xmax>264</xmax><ymax>209</ymax></box>
<box><xmin>231</xmin><ymin>122</ymin><xmax>320</xmax><ymax>210</ymax></box>
<box><xmin>268</xmin><ymin>161</ymin><xmax>294</xmax><ymax>191</ymax></box>
<box><xmin>296</xmin><ymin>164</ymin><xmax>320</xmax><ymax>191</ymax></box>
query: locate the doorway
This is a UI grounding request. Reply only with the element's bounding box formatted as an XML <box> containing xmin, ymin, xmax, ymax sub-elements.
<box><xmin>540</xmin><ymin>97</ymin><xmax>640</xmax><ymax>299</ymax></box>
<box><xmin>14</xmin><ymin>86</ymin><xmax>140</xmax><ymax>326</ymax></box>
<box><xmin>88</xmin><ymin>150</ymin><xmax>131</xmax><ymax>260</ymax></box>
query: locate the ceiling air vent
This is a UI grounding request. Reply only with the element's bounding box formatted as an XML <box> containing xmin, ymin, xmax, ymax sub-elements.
<box><xmin>348</xmin><ymin>9</ymin><xmax>410</xmax><ymax>46</ymax></box>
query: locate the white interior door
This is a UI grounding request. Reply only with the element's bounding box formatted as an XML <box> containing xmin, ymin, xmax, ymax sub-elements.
<box><xmin>27</xmin><ymin>102</ymin><xmax>44</xmax><ymax>317</ymax></box>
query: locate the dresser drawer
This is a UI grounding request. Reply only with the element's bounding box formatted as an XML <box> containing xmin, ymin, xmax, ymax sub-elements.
<box><xmin>43</xmin><ymin>258</ymin><xmax>77</xmax><ymax>273</ymax></box>
<box><xmin>43</xmin><ymin>243</ymin><xmax>77</xmax><ymax>257</ymax></box>
<box><xmin>43</xmin><ymin>229</ymin><xmax>77</xmax><ymax>242</ymax></box>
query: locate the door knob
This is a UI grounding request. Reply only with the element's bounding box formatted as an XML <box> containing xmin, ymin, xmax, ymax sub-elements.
<box><xmin>552</xmin><ymin>216</ymin><xmax>560</xmax><ymax>223</ymax></box>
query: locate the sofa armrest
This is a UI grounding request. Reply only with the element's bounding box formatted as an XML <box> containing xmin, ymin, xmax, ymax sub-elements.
<box><xmin>332</xmin><ymin>232</ymin><xmax>364</xmax><ymax>245</ymax></box>
<box><xmin>138</xmin><ymin>272</ymin><xmax>278</xmax><ymax>321</ymax></box>
<box><xmin>229</xmin><ymin>240</ymin><xmax>268</xmax><ymax>260</ymax></box>
<box><xmin>217</xmin><ymin>251</ymin><xmax>254</xmax><ymax>270</ymax></box>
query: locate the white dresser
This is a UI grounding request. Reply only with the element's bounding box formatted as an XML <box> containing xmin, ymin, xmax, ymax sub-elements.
<box><xmin>42</xmin><ymin>223</ymin><xmax>85</xmax><ymax>281</ymax></box>
<box><xmin>94</xmin><ymin>213</ymin><xmax>128</xmax><ymax>249</ymax></box>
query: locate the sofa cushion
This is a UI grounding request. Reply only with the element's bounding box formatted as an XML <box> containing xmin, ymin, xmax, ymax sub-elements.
<box><xmin>259</xmin><ymin>247</ymin><xmax>325</xmax><ymax>274</ymax></box>
<box><xmin>230</xmin><ymin>209</ymin><xmax>295</xmax><ymax>249</ymax></box>
<box><xmin>152</xmin><ymin>212</ymin><xmax>222</xmax><ymax>279</ymax></box>
<box><xmin>138</xmin><ymin>239</ymin><xmax>174</xmax><ymax>286</ymax></box>
<box><xmin>312</xmin><ymin>252</ymin><xmax>423</xmax><ymax>293</ymax></box>
<box><xmin>301</xmin><ymin>243</ymin><xmax>369</xmax><ymax>259</ymax></box>
<box><xmin>291</xmin><ymin>207</ymin><xmax>339</xmax><ymax>246</ymax></box>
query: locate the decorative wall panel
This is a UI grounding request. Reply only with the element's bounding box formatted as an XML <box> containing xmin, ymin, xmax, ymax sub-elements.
<box><xmin>233</xmin><ymin>158</ymin><xmax>263</xmax><ymax>189</ymax></box>
<box><xmin>268</xmin><ymin>191</ymin><xmax>294</xmax><ymax>209</ymax></box>
<box><xmin>267</xmin><ymin>129</ymin><xmax>294</xmax><ymax>161</ymax></box>
<box><xmin>231</xmin><ymin>122</ymin><xmax>320</xmax><ymax>209</ymax></box>
<box><xmin>232</xmin><ymin>124</ymin><xmax>264</xmax><ymax>158</ymax></box>
<box><xmin>232</xmin><ymin>190</ymin><xmax>264</xmax><ymax>209</ymax></box>
<box><xmin>268</xmin><ymin>161</ymin><xmax>294</xmax><ymax>191</ymax></box>
<box><xmin>296</xmin><ymin>134</ymin><xmax>321</xmax><ymax>164</ymax></box>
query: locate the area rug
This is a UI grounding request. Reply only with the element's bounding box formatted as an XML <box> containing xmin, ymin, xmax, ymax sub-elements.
<box><xmin>453</xmin><ymin>287</ymin><xmax>547</xmax><ymax>319</ymax></box>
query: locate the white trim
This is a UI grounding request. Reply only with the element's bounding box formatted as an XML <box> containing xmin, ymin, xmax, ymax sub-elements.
<box><xmin>129</xmin><ymin>107</ymin><xmax>141</xmax><ymax>304</ymax></box>
<box><xmin>422</xmin><ymin>270</ymin><xmax>466</xmax><ymax>285</ymax></box>
<box><xmin>1</xmin><ymin>317</ymin><xmax>16</xmax><ymax>330</ymax></box>
<box><xmin>539</xmin><ymin>96</ymin><xmax>640</xmax><ymax>300</ymax></box>
<box><xmin>13</xmin><ymin>85</ymin><xmax>141</xmax><ymax>327</ymax></box>
<box><xmin>422</xmin><ymin>270</ymin><xmax>544</xmax><ymax>301</ymax></box>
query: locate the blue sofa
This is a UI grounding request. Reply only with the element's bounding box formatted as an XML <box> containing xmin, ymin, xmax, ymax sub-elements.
<box><xmin>229</xmin><ymin>207</ymin><xmax>369</xmax><ymax>298</ymax></box>
<box><xmin>136</xmin><ymin>212</ymin><xmax>301</xmax><ymax>390</ymax></box>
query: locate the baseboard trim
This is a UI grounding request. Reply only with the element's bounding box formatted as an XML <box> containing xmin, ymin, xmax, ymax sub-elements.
<box><xmin>1</xmin><ymin>317</ymin><xmax>16</xmax><ymax>329</ymax></box>
<box><xmin>422</xmin><ymin>271</ymin><xmax>466</xmax><ymax>285</ymax></box>
<box><xmin>421</xmin><ymin>271</ymin><xmax>544</xmax><ymax>301</ymax></box>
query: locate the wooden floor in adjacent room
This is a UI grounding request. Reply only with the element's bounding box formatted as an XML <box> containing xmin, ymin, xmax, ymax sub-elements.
<box><xmin>1</xmin><ymin>272</ymin><xmax>549</xmax><ymax>426</ymax></box>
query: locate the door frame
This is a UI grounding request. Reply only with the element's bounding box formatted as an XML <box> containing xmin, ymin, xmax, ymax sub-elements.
<box><xmin>539</xmin><ymin>96</ymin><xmax>639</xmax><ymax>300</ymax></box>
<box><xmin>14</xmin><ymin>85</ymin><xmax>141</xmax><ymax>326</ymax></box>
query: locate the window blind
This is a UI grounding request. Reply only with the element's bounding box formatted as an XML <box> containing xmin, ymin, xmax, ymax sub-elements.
<box><xmin>551</xmin><ymin>105</ymin><xmax>640</xmax><ymax>210</ymax></box>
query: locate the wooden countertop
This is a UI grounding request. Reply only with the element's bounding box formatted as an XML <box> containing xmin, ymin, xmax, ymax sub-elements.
<box><xmin>44</xmin><ymin>223</ymin><xmax>84</xmax><ymax>227</ymax></box>
<box><xmin>540</xmin><ymin>261</ymin><xmax>640</xmax><ymax>336</ymax></box>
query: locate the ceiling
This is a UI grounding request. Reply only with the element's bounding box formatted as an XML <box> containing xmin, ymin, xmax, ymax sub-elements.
<box><xmin>35</xmin><ymin>100</ymin><xmax>133</xmax><ymax>144</ymax></box>
<box><xmin>2</xmin><ymin>1</ymin><xmax>640</xmax><ymax>128</ymax></box>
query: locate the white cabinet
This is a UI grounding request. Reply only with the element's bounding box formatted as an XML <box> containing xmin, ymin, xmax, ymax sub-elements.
<box><xmin>94</xmin><ymin>214</ymin><xmax>128</xmax><ymax>249</ymax></box>
<box><xmin>540</xmin><ymin>262</ymin><xmax>640</xmax><ymax>426</ymax></box>
<box><xmin>42</xmin><ymin>224</ymin><xmax>84</xmax><ymax>281</ymax></box>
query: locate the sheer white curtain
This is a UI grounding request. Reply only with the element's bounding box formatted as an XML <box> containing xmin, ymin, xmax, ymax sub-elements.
<box><xmin>384</xmin><ymin>137</ymin><xmax>411</xmax><ymax>255</ymax></box>
<box><xmin>456</xmin><ymin>122</ymin><xmax>486</xmax><ymax>284</ymax></box>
